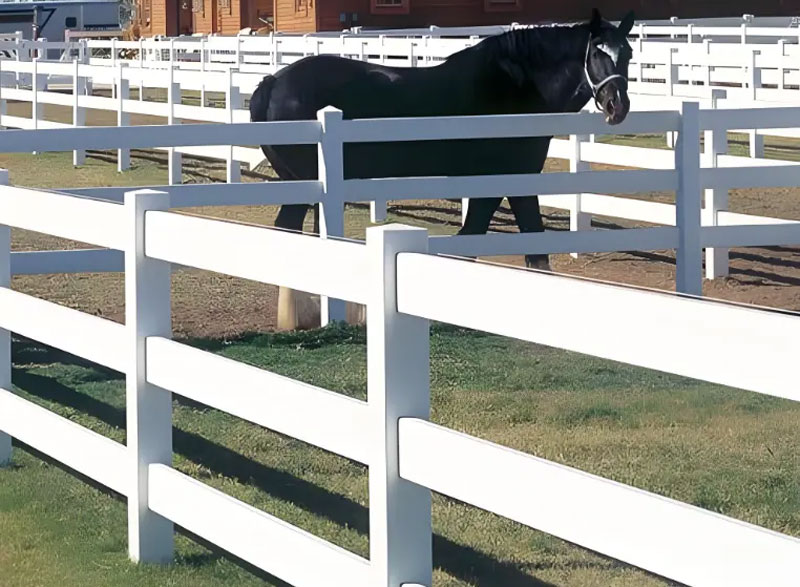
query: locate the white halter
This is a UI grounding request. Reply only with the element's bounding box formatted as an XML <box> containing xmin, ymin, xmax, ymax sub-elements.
<box><xmin>584</xmin><ymin>35</ymin><xmax>627</xmax><ymax>109</ymax></box>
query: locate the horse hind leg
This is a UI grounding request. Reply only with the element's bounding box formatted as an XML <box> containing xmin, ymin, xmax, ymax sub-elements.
<box><xmin>457</xmin><ymin>197</ymin><xmax>503</xmax><ymax>236</ymax></box>
<box><xmin>508</xmin><ymin>195</ymin><xmax>551</xmax><ymax>271</ymax></box>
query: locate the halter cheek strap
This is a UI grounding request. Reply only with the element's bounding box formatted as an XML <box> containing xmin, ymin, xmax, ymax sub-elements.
<box><xmin>584</xmin><ymin>35</ymin><xmax>627</xmax><ymax>109</ymax></box>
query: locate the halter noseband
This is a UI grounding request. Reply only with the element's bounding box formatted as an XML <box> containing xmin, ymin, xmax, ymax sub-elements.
<box><xmin>584</xmin><ymin>35</ymin><xmax>627</xmax><ymax>109</ymax></box>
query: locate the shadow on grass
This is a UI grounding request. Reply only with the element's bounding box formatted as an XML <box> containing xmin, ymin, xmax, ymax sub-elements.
<box><xmin>11</xmin><ymin>362</ymin><xmax>559</xmax><ymax>587</ymax></box>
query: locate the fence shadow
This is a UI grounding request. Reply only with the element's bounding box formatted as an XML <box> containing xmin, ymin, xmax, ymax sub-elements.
<box><xmin>11</xmin><ymin>360</ymin><xmax>561</xmax><ymax>587</ymax></box>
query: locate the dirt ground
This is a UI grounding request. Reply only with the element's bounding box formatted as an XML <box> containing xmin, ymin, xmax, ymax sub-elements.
<box><xmin>5</xmin><ymin>99</ymin><xmax>800</xmax><ymax>339</ymax></box>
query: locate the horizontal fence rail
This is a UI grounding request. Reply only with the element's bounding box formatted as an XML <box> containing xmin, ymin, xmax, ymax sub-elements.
<box><xmin>396</xmin><ymin>252</ymin><xmax>800</xmax><ymax>402</ymax></box>
<box><xmin>0</xmin><ymin>287</ymin><xmax>125</xmax><ymax>372</ymax></box>
<box><xmin>146</xmin><ymin>337</ymin><xmax>370</xmax><ymax>463</ymax></box>
<box><xmin>0</xmin><ymin>389</ymin><xmax>128</xmax><ymax>495</ymax></box>
<box><xmin>398</xmin><ymin>418</ymin><xmax>800</xmax><ymax>587</ymax></box>
<box><xmin>143</xmin><ymin>211</ymin><xmax>370</xmax><ymax>305</ymax></box>
<box><xmin>148</xmin><ymin>464</ymin><xmax>372</xmax><ymax>587</ymax></box>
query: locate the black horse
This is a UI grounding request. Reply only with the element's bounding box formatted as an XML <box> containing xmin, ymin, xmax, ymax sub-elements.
<box><xmin>250</xmin><ymin>9</ymin><xmax>635</xmax><ymax>269</ymax></box>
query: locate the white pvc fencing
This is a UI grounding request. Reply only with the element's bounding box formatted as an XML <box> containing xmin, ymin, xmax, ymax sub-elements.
<box><xmin>3</xmin><ymin>105</ymin><xmax>800</xmax><ymax>321</ymax></box>
<box><xmin>1</xmin><ymin>158</ymin><xmax>800</xmax><ymax>586</ymax></box>
<box><xmin>3</xmin><ymin>27</ymin><xmax>800</xmax><ymax>172</ymax></box>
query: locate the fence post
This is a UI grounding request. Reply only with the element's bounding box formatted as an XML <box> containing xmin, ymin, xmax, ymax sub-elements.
<box><xmin>31</xmin><ymin>56</ymin><xmax>41</xmax><ymax>131</ymax></box>
<box><xmin>139</xmin><ymin>38</ymin><xmax>145</xmax><ymax>101</ymax></box>
<box><xmin>747</xmin><ymin>49</ymin><xmax>764</xmax><ymax>158</ymax></box>
<box><xmin>269</xmin><ymin>36</ymin><xmax>277</xmax><ymax>68</ymax></box>
<box><xmin>0</xmin><ymin>59</ymin><xmax>6</xmax><ymax>130</ymax></box>
<box><xmin>371</xmin><ymin>201</ymin><xmax>388</xmax><ymax>223</ymax></box>
<box><xmin>117</xmin><ymin>63</ymin><xmax>130</xmax><ymax>172</ymax></box>
<box><xmin>777</xmin><ymin>39</ymin><xmax>786</xmax><ymax>91</ymax></box>
<box><xmin>14</xmin><ymin>35</ymin><xmax>22</xmax><ymax>87</ymax></box>
<box><xmin>366</xmin><ymin>224</ymin><xmax>432</xmax><ymax>587</ymax></box>
<box><xmin>675</xmin><ymin>101</ymin><xmax>702</xmax><ymax>296</ymax></box>
<box><xmin>200</xmin><ymin>37</ymin><xmax>206</xmax><ymax>106</ymax></box>
<box><xmin>704</xmin><ymin>90</ymin><xmax>729</xmax><ymax>279</ymax></box>
<box><xmin>665</xmin><ymin>48</ymin><xmax>678</xmax><ymax>148</ymax></box>
<box><xmin>0</xmin><ymin>169</ymin><xmax>10</xmax><ymax>466</ymax></box>
<box><xmin>72</xmin><ymin>58</ymin><xmax>86</xmax><ymax>166</ymax></box>
<box><xmin>225</xmin><ymin>68</ymin><xmax>241</xmax><ymax>183</ymax></box>
<box><xmin>124</xmin><ymin>189</ymin><xmax>174</xmax><ymax>563</ymax></box>
<box><xmin>167</xmin><ymin>66</ymin><xmax>182</xmax><ymax>185</ymax></box>
<box><xmin>635</xmin><ymin>36</ymin><xmax>644</xmax><ymax>84</ymax></box>
<box><xmin>570</xmin><ymin>133</ymin><xmax>591</xmax><ymax>258</ymax></box>
<box><xmin>317</xmin><ymin>107</ymin><xmax>347</xmax><ymax>325</ymax></box>
<box><xmin>82</xmin><ymin>46</ymin><xmax>92</xmax><ymax>96</ymax></box>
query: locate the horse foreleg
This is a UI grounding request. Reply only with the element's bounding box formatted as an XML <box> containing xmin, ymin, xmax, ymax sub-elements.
<box><xmin>275</xmin><ymin>203</ymin><xmax>311</xmax><ymax>233</ymax></box>
<box><xmin>508</xmin><ymin>196</ymin><xmax>550</xmax><ymax>271</ymax></box>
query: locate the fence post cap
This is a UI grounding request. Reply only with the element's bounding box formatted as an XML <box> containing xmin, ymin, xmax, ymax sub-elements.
<box><xmin>368</xmin><ymin>223</ymin><xmax>428</xmax><ymax>236</ymax></box>
<box><xmin>123</xmin><ymin>188</ymin><xmax>170</xmax><ymax>209</ymax></box>
<box><xmin>317</xmin><ymin>106</ymin><xmax>344</xmax><ymax>120</ymax></box>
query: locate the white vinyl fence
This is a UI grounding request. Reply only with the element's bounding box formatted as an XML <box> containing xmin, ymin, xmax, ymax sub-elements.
<box><xmin>2</xmin><ymin>104</ymin><xmax>800</xmax><ymax>321</ymax></box>
<box><xmin>1</xmin><ymin>158</ymin><xmax>800</xmax><ymax>586</ymax></box>
<box><xmin>3</xmin><ymin>28</ymin><xmax>800</xmax><ymax>177</ymax></box>
<box><xmin>4</xmin><ymin>22</ymin><xmax>800</xmax><ymax>100</ymax></box>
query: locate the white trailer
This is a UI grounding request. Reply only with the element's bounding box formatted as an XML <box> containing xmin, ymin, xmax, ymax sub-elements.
<box><xmin>0</xmin><ymin>0</ymin><xmax>120</xmax><ymax>43</ymax></box>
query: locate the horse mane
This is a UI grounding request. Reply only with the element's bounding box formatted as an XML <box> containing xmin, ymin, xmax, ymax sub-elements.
<box><xmin>489</xmin><ymin>23</ymin><xmax>591</xmax><ymax>67</ymax></box>
<box><xmin>444</xmin><ymin>19</ymin><xmax>610</xmax><ymax>70</ymax></box>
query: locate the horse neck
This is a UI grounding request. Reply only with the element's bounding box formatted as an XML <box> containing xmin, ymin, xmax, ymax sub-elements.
<box><xmin>477</xmin><ymin>26</ymin><xmax>593</xmax><ymax>113</ymax></box>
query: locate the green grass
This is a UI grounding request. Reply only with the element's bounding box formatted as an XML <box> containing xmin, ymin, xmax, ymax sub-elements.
<box><xmin>3</xmin><ymin>325</ymin><xmax>800</xmax><ymax>586</ymax></box>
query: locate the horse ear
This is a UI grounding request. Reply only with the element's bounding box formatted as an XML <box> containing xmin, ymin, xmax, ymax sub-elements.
<box><xmin>618</xmin><ymin>11</ymin><xmax>635</xmax><ymax>35</ymax></box>
<box><xmin>590</xmin><ymin>8</ymin><xmax>602</xmax><ymax>32</ymax></box>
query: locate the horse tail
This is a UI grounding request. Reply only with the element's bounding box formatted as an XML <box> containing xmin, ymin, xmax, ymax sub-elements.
<box><xmin>249</xmin><ymin>74</ymin><xmax>277</xmax><ymax>122</ymax></box>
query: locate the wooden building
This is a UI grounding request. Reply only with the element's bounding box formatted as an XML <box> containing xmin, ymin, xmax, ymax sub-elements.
<box><xmin>135</xmin><ymin>0</ymin><xmax>272</xmax><ymax>37</ymax></box>
<box><xmin>133</xmin><ymin>0</ymin><xmax>794</xmax><ymax>37</ymax></box>
<box><xmin>275</xmin><ymin>0</ymin><xmax>795</xmax><ymax>33</ymax></box>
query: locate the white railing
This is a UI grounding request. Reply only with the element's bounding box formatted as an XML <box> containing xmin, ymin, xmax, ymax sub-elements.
<box><xmin>3</xmin><ymin>105</ymin><xmax>800</xmax><ymax>321</ymax></box>
<box><xmin>1</xmin><ymin>162</ymin><xmax>799</xmax><ymax>586</ymax></box>
<box><xmin>2</xmin><ymin>40</ymin><xmax>799</xmax><ymax>190</ymax></box>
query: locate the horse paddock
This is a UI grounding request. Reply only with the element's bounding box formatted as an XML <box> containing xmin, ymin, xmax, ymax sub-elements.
<box><xmin>4</xmin><ymin>133</ymin><xmax>800</xmax><ymax>339</ymax></box>
<box><xmin>2</xmin><ymin>98</ymin><xmax>800</xmax><ymax>586</ymax></box>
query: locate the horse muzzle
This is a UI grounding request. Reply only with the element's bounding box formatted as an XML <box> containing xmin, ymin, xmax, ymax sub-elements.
<box><xmin>601</xmin><ymin>87</ymin><xmax>630</xmax><ymax>126</ymax></box>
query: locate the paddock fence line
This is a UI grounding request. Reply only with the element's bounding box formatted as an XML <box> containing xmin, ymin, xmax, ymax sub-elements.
<box><xmin>2</xmin><ymin>105</ymin><xmax>800</xmax><ymax>322</ymax></box>
<box><xmin>1</xmin><ymin>161</ymin><xmax>800</xmax><ymax>586</ymax></box>
<box><xmin>3</xmin><ymin>24</ymin><xmax>800</xmax><ymax>105</ymax></box>
<box><xmin>1</xmin><ymin>39</ymin><xmax>799</xmax><ymax>191</ymax></box>
<box><xmin>3</xmin><ymin>29</ymin><xmax>800</xmax><ymax>180</ymax></box>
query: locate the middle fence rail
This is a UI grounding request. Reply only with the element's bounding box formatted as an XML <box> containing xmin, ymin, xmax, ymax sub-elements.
<box><xmin>1</xmin><ymin>157</ymin><xmax>799</xmax><ymax>585</ymax></box>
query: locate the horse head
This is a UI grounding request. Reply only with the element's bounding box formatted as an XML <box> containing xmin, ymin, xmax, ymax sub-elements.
<box><xmin>584</xmin><ymin>9</ymin><xmax>635</xmax><ymax>125</ymax></box>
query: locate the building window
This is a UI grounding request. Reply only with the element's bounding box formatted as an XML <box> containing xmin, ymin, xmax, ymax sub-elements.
<box><xmin>483</xmin><ymin>0</ymin><xmax>521</xmax><ymax>13</ymax></box>
<box><xmin>143</xmin><ymin>0</ymin><xmax>152</xmax><ymax>24</ymax></box>
<box><xmin>370</xmin><ymin>0</ymin><xmax>409</xmax><ymax>15</ymax></box>
<box><xmin>218</xmin><ymin>0</ymin><xmax>231</xmax><ymax>14</ymax></box>
<box><xmin>192</xmin><ymin>0</ymin><xmax>204</xmax><ymax>15</ymax></box>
